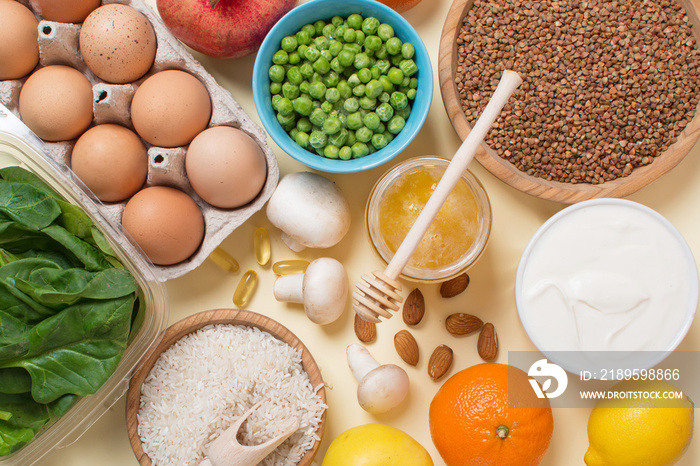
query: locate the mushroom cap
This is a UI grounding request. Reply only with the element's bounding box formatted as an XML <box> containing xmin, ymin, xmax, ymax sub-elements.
<box><xmin>303</xmin><ymin>258</ymin><xmax>348</xmax><ymax>325</ymax></box>
<box><xmin>265</xmin><ymin>172</ymin><xmax>351</xmax><ymax>250</ymax></box>
<box><xmin>357</xmin><ymin>364</ymin><xmax>409</xmax><ymax>414</ymax></box>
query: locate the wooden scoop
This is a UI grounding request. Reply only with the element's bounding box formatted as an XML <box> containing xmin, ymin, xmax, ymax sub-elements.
<box><xmin>352</xmin><ymin>70</ymin><xmax>523</xmax><ymax>323</ymax></box>
<box><xmin>199</xmin><ymin>400</ymin><xmax>300</xmax><ymax>466</ymax></box>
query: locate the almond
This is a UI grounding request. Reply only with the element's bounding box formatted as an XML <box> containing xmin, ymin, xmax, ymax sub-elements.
<box><xmin>477</xmin><ymin>323</ymin><xmax>498</xmax><ymax>361</ymax></box>
<box><xmin>428</xmin><ymin>344</ymin><xmax>453</xmax><ymax>381</ymax></box>
<box><xmin>394</xmin><ymin>330</ymin><xmax>419</xmax><ymax>366</ymax></box>
<box><xmin>445</xmin><ymin>313</ymin><xmax>483</xmax><ymax>336</ymax></box>
<box><xmin>439</xmin><ymin>273</ymin><xmax>470</xmax><ymax>298</ymax></box>
<box><xmin>402</xmin><ymin>288</ymin><xmax>425</xmax><ymax>325</ymax></box>
<box><xmin>354</xmin><ymin>313</ymin><xmax>376</xmax><ymax>343</ymax></box>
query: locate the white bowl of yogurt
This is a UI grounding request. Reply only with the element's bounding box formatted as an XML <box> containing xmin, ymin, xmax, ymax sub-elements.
<box><xmin>515</xmin><ymin>199</ymin><xmax>698</xmax><ymax>375</ymax></box>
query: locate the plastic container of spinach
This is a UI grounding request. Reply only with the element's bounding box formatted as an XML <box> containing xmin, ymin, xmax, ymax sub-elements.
<box><xmin>0</xmin><ymin>106</ymin><xmax>168</xmax><ymax>466</ymax></box>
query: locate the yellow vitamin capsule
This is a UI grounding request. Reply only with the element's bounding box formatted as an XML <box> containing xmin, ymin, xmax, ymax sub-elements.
<box><xmin>254</xmin><ymin>227</ymin><xmax>271</xmax><ymax>266</ymax></box>
<box><xmin>273</xmin><ymin>259</ymin><xmax>310</xmax><ymax>275</ymax></box>
<box><xmin>233</xmin><ymin>270</ymin><xmax>257</xmax><ymax>307</ymax></box>
<box><xmin>208</xmin><ymin>247</ymin><xmax>240</xmax><ymax>273</ymax></box>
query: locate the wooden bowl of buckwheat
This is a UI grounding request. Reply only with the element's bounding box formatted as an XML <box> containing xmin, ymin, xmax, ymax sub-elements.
<box><xmin>439</xmin><ymin>0</ymin><xmax>700</xmax><ymax>203</ymax></box>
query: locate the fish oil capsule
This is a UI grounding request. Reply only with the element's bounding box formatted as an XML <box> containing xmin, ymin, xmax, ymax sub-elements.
<box><xmin>273</xmin><ymin>259</ymin><xmax>310</xmax><ymax>275</ymax></box>
<box><xmin>208</xmin><ymin>247</ymin><xmax>240</xmax><ymax>273</ymax></box>
<box><xmin>233</xmin><ymin>270</ymin><xmax>257</xmax><ymax>307</ymax></box>
<box><xmin>254</xmin><ymin>226</ymin><xmax>271</xmax><ymax>266</ymax></box>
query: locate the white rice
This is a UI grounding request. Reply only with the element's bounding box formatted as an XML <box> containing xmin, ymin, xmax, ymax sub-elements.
<box><xmin>137</xmin><ymin>324</ymin><xmax>327</xmax><ymax>466</ymax></box>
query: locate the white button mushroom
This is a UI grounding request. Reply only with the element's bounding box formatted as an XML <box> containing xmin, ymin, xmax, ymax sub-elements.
<box><xmin>265</xmin><ymin>172</ymin><xmax>351</xmax><ymax>252</ymax></box>
<box><xmin>273</xmin><ymin>257</ymin><xmax>348</xmax><ymax>325</ymax></box>
<box><xmin>346</xmin><ymin>343</ymin><xmax>410</xmax><ymax>414</ymax></box>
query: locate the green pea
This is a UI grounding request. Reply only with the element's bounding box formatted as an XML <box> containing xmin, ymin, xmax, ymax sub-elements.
<box><xmin>391</xmin><ymin>53</ymin><xmax>404</xmax><ymax>66</ymax></box>
<box><xmin>281</xmin><ymin>36</ymin><xmax>298</xmax><ymax>52</ymax></box>
<box><xmin>343</xmin><ymin>28</ymin><xmax>356</xmax><ymax>44</ymax></box>
<box><xmin>269</xmin><ymin>64</ymin><xmax>285</xmax><ymax>83</ymax></box>
<box><xmin>275</xmin><ymin>97</ymin><xmax>293</xmax><ymax>116</ymax></box>
<box><xmin>410</xmin><ymin>77</ymin><xmax>419</xmax><ymax>89</ymax></box>
<box><xmin>386</xmin><ymin>37</ymin><xmax>402</xmax><ymax>55</ymax></box>
<box><xmin>299</xmin><ymin>80</ymin><xmax>310</xmax><ymax>95</ymax></box>
<box><xmin>347</xmin><ymin>73</ymin><xmax>361</xmax><ymax>87</ymax></box>
<box><xmin>301</xmin><ymin>23</ymin><xmax>316</xmax><ymax>38</ymax></box>
<box><xmin>396</xmin><ymin>104</ymin><xmax>412</xmax><ymax>120</ymax></box>
<box><xmin>304</xmin><ymin>46</ymin><xmax>320</xmax><ymax>62</ymax></box>
<box><xmin>286</xmin><ymin>66</ymin><xmax>302</xmax><ymax>85</ymax></box>
<box><xmin>344</xmin><ymin>97</ymin><xmax>360</xmax><ymax>113</ymax></box>
<box><xmin>347</xmin><ymin>14</ymin><xmax>363</xmax><ymax>29</ymax></box>
<box><xmin>351</xmin><ymin>141</ymin><xmax>370</xmax><ymax>158</ymax></box>
<box><xmin>390</xmin><ymin>91</ymin><xmax>408</xmax><ymax>110</ymax></box>
<box><xmin>332</xmin><ymin>15</ymin><xmax>344</xmax><ymax>26</ymax></box>
<box><xmin>388</xmin><ymin>67</ymin><xmax>404</xmax><ymax>85</ymax></box>
<box><xmin>358</xmin><ymin>67</ymin><xmax>372</xmax><ymax>83</ymax></box>
<box><xmin>400</xmin><ymin>59</ymin><xmax>418</xmax><ymax>77</ymax></box>
<box><xmin>308</xmin><ymin>81</ymin><xmax>327</xmax><ymax>99</ymax></box>
<box><xmin>372</xmin><ymin>132</ymin><xmax>389</xmax><ymax>150</ymax></box>
<box><xmin>320</xmin><ymin>49</ymin><xmax>333</xmax><ymax>61</ymax></box>
<box><xmin>288</xmin><ymin>52</ymin><xmax>301</xmax><ymax>65</ymax></box>
<box><xmin>321</xmin><ymin>100</ymin><xmax>333</xmax><ymax>113</ymax></box>
<box><xmin>325</xmin><ymin>87</ymin><xmax>341</xmax><ymax>103</ymax></box>
<box><xmin>377</xmin><ymin>23</ymin><xmax>394</xmax><ymax>41</ymax></box>
<box><xmin>322</xmin><ymin>71</ymin><xmax>340</xmax><ymax>88</ymax></box>
<box><xmin>314</xmin><ymin>20</ymin><xmax>326</xmax><ymax>36</ymax></box>
<box><xmin>323</xmin><ymin>116</ymin><xmax>342</xmax><ymax>135</ymax></box>
<box><xmin>309</xmin><ymin>108</ymin><xmax>328</xmax><ymax>127</ymax></box>
<box><xmin>309</xmin><ymin>130</ymin><xmax>328</xmax><ymax>149</ymax></box>
<box><xmin>271</xmin><ymin>94</ymin><xmax>282</xmax><ymax>107</ymax></box>
<box><xmin>329</xmin><ymin>40</ymin><xmax>343</xmax><ymax>56</ymax></box>
<box><xmin>378</xmin><ymin>76</ymin><xmax>394</xmax><ymax>92</ymax></box>
<box><xmin>370</xmin><ymin>66</ymin><xmax>381</xmax><ymax>79</ymax></box>
<box><xmin>329</xmin><ymin>127</ymin><xmax>349</xmax><ymax>147</ymax></box>
<box><xmin>407</xmin><ymin>88</ymin><xmax>417</xmax><ymax>100</ymax></box>
<box><xmin>313</xmin><ymin>56</ymin><xmax>331</xmax><ymax>74</ymax></box>
<box><xmin>276</xmin><ymin>111</ymin><xmax>295</xmax><ymax>126</ymax></box>
<box><xmin>273</xmin><ymin>50</ymin><xmax>288</xmax><ymax>65</ymax></box>
<box><xmin>322</xmin><ymin>23</ymin><xmax>335</xmax><ymax>39</ymax></box>
<box><xmin>296</xmin><ymin>117</ymin><xmax>312</xmax><ymax>132</ymax></box>
<box><xmin>300</xmin><ymin>62</ymin><xmax>314</xmax><ymax>78</ymax></box>
<box><xmin>376</xmin><ymin>121</ymin><xmax>386</xmax><ymax>134</ymax></box>
<box><xmin>335</xmin><ymin>24</ymin><xmax>347</xmax><ymax>40</ymax></box>
<box><xmin>401</xmin><ymin>76</ymin><xmax>410</xmax><ymax>87</ymax></box>
<box><xmin>270</xmin><ymin>82</ymin><xmax>282</xmax><ymax>94</ymax></box>
<box><xmin>346</xmin><ymin>111</ymin><xmax>363</xmax><ymax>130</ymax></box>
<box><xmin>329</xmin><ymin>57</ymin><xmax>344</xmax><ymax>74</ymax></box>
<box><xmin>379</xmin><ymin>91</ymin><xmax>391</xmax><ymax>103</ymax></box>
<box><xmin>387</xmin><ymin>115</ymin><xmax>406</xmax><ymax>134</ymax></box>
<box><xmin>292</xmin><ymin>95</ymin><xmax>313</xmax><ymax>116</ymax></box>
<box><xmin>346</xmin><ymin>130</ymin><xmax>356</xmax><ymax>146</ymax></box>
<box><xmin>356</xmin><ymin>126</ymin><xmax>373</xmax><ymax>143</ymax></box>
<box><xmin>296</xmin><ymin>30</ymin><xmax>311</xmax><ymax>46</ymax></box>
<box><xmin>363</xmin><ymin>112</ymin><xmax>380</xmax><ymax>130</ymax></box>
<box><xmin>337</xmin><ymin>49</ymin><xmax>355</xmax><ymax>68</ymax></box>
<box><xmin>375</xmin><ymin>45</ymin><xmax>388</xmax><ymax>60</ymax></box>
<box><xmin>352</xmin><ymin>84</ymin><xmax>366</xmax><ymax>97</ymax></box>
<box><xmin>401</xmin><ymin>42</ymin><xmax>415</xmax><ymax>59</ymax></box>
<box><xmin>354</xmin><ymin>52</ymin><xmax>371</xmax><ymax>70</ymax></box>
<box><xmin>323</xmin><ymin>143</ymin><xmax>340</xmax><ymax>159</ymax></box>
<box><xmin>314</xmin><ymin>35</ymin><xmax>330</xmax><ymax>50</ymax></box>
<box><xmin>376</xmin><ymin>102</ymin><xmax>394</xmax><ymax>122</ymax></box>
<box><xmin>359</xmin><ymin>96</ymin><xmax>377</xmax><ymax>110</ymax></box>
<box><xmin>365</xmin><ymin>79</ymin><xmax>384</xmax><ymax>99</ymax></box>
<box><xmin>282</xmin><ymin>82</ymin><xmax>300</xmax><ymax>100</ymax></box>
<box><xmin>338</xmin><ymin>80</ymin><xmax>352</xmax><ymax>99</ymax></box>
<box><xmin>294</xmin><ymin>131</ymin><xmax>310</xmax><ymax>148</ymax></box>
<box><xmin>339</xmin><ymin>146</ymin><xmax>353</xmax><ymax>160</ymax></box>
<box><xmin>361</xmin><ymin>16</ymin><xmax>380</xmax><ymax>35</ymax></box>
<box><xmin>343</xmin><ymin>42</ymin><xmax>362</xmax><ymax>54</ymax></box>
<box><xmin>364</xmin><ymin>35</ymin><xmax>382</xmax><ymax>51</ymax></box>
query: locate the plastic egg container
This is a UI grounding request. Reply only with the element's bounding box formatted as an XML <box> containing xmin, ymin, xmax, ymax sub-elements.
<box><xmin>0</xmin><ymin>0</ymin><xmax>280</xmax><ymax>281</ymax></box>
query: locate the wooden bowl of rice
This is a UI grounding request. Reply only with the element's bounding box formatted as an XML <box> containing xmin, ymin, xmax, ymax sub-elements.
<box><xmin>125</xmin><ymin>308</ymin><xmax>327</xmax><ymax>466</ymax></box>
<box><xmin>439</xmin><ymin>0</ymin><xmax>700</xmax><ymax>203</ymax></box>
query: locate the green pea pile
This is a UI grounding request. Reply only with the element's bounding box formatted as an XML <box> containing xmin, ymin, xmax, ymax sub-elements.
<box><xmin>268</xmin><ymin>14</ymin><xmax>419</xmax><ymax>160</ymax></box>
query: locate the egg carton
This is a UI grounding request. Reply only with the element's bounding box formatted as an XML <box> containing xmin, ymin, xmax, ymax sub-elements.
<box><xmin>0</xmin><ymin>0</ymin><xmax>280</xmax><ymax>281</ymax></box>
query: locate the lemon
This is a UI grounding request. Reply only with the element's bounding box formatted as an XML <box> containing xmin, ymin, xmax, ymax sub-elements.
<box><xmin>584</xmin><ymin>379</ymin><xmax>694</xmax><ymax>466</ymax></box>
<box><xmin>322</xmin><ymin>423</ymin><xmax>434</xmax><ymax>466</ymax></box>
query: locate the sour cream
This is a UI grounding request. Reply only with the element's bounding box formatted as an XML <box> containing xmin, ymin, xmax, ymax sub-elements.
<box><xmin>515</xmin><ymin>199</ymin><xmax>698</xmax><ymax>373</ymax></box>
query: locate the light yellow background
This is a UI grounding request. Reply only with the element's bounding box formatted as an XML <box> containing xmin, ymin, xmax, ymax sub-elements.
<box><xmin>36</xmin><ymin>0</ymin><xmax>700</xmax><ymax>465</ymax></box>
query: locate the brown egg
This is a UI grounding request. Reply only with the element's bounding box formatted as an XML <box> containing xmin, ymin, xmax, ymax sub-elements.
<box><xmin>71</xmin><ymin>124</ymin><xmax>148</xmax><ymax>203</ymax></box>
<box><xmin>29</xmin><ymin>0</ymin><xmax>100</xmax><ymax>23</ymax></box>
<box><xmin>185</xmin><ymin>126</ymin><xmax>267</xmax><ymax>208</ymax></box>
<box><xmin>19</xmin><ymin>65</ymin><xmax>93</xmax><ymax>141</ymax></box>
<box><xmin>0</xmin><ymin>1</ymin><xmax>39</xmax><ymax>80</ymax></box>
<box><xmin>79</xmin><ymin>3</ymin><xmax>157</xmax><ymax>84</ymax></box>
<box><xmin>130</xmin><ymin>70</ymin><xmax>211</xmax><ymax>148</ymax></box>
<box><xmin>121</xmin><ymin>186</ymin><xmax>205</xmax><ymax>266</ymax></box>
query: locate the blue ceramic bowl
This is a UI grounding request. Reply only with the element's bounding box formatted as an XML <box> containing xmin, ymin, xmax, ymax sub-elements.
<box><xmin>253</xmin><ymin>0</ymin><xmax>433</xmax><ymax>173</ymax></box>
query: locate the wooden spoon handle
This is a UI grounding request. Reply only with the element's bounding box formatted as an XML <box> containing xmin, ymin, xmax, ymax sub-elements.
<box><xmin>383</xmin><ymin>70</ymin><xmax>522</xmax><ymax>279</ymax></box>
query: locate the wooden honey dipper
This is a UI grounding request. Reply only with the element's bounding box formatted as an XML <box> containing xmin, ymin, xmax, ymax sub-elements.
<box><xmin>352</xmin><ymin>70</ymin><xmax>523</xmax><ymax>323</ymax></box>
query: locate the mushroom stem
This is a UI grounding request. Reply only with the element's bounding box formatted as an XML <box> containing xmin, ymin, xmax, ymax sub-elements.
<box><xmin>280</xmin><ymin>232</ymin><xmax>307</xmax><ymax>252</ymax></box>
<box><xmin>347</xmin><ymin>343</ymin><xmax>381</xmax><ymax>381</ymax></box>
<box><xmin>272</xmin><ymin>274</ymin><xmax>304</xmax><ymax>303</ymax></box>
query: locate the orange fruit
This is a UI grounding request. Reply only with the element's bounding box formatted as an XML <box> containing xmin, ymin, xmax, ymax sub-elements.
<box><xmin>429</xmin><ymin>363</ymin><xmax>554</xmax><ymax>466</ymax></box>
<box><xmin>376</xmin><ymin>0</ymin><xmax>423</xmax><ymax>13</ymax></box>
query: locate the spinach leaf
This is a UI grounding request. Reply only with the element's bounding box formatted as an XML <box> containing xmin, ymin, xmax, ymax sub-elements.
<box><xmin>40</xmin><ymin>224</ymin><xmax>111</xmax><ymax>271</ymax></box>
<box><xmin>0</xmin><ymin>182</ymin><xmax>60</xmax><ymax>231</ymax></box>
<box><xmin>0</xmin><ymin>368</ymin><xmax>31</xmax><ymax>394</ymax></box>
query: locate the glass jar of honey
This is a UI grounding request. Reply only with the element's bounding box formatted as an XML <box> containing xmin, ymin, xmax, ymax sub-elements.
<box><xmin>365</xmin><ymin>156</ymin><xmax>492</xmax><ymax>283</ymax></box>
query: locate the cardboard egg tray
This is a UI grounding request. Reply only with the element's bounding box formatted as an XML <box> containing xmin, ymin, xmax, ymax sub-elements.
<box><xmin>0</xmin><ymin>0</ymin><xmax>280</xmax><ymax>282</ymax></box>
